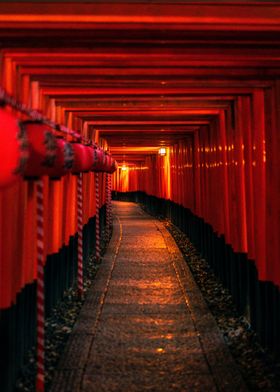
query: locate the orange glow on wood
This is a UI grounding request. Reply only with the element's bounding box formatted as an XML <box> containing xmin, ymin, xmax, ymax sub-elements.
<box><xmin>1</xmin><ymin>0</ymin><xmax>280</xmax><ymax>301</ymax></box>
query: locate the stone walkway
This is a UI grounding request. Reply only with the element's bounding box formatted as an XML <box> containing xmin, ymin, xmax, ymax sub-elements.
<box><xmin>50</xmin><ymin>202</ymin><xmax>247</xmax><ymax>392</ymax></box>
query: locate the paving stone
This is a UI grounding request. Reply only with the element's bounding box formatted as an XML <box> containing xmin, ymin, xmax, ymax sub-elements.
<box><xmin>86</xmin><ymin>351</ymin><xmax>210</xmax><ymax>374</ymax></box>
<box><xmin>119</xmin><ymin>216</ymin><xmax>151</xmax><ymax>221</ymax></box>
<box><xmin>50</xmin><ymin>201</ymin><xmax>247</xmax><ymax>392</ymax></box>
<box><xmin>57</xmin><ymin>333</ymin><xmax>92</xmax><ymax>369</ymax></box>
<box><xmin>72</xmin><ymin>312</ymin><xmax>99</xmax><ymax>335</ymax></box>
<box><xmin>108</xmin><ymin>278</ymin><xmax>176</xmax><ymax>289</ymax></box>
<box><xmin>122</xmin><ymin>228</ymin><xmax>158</xmax><ymax>236</ymax></box>
<box><xmin>78</xmin><ymin>290</ymin><xmax>104</xmax><ymax>310</ymax></box>
<box><xmin>92</xmin><ymin>335</ymin><xmax>203</xmax><ymax>357</ymax></box>
<box><xmin>111</xmin><ymin>267</ymin><xmax>176</xmax><ymax>281</ymax></box>
<box><xmin>101</xmin><ymin>303</ymin><xmax>191</xmax><ymax>315</ymax></box>
<box><xmin>116</xmin><ymin>249</ymin><xmax>171</xmax><ymax>262</ymax></box>
<box><xmin>50</xmin><ymin>370</ymin><xmax>83</xmax><ymax>392</ymax></box>
<box><xmin>82</xmin><ymin>373</ymin><xmax>218</xmax><ymax>392</ymax></box>
<box><xmin>106</xmin><ymin>285</ymin><xmax>183</xmax><ymax>297</ymax></box>
<box><xmin>105</xmin><ymin>287</ymin><xmax>185</xmax><ymax>305</ymax></box>
<box><xmin>112</xmin><ymin>261</ymin><xmax>173</xmax><ymax>272</ymax></box>
<box><xmin>98</xmin><ymin>314</ymin><xmax>196</xmax><ymax>335</ymax></box>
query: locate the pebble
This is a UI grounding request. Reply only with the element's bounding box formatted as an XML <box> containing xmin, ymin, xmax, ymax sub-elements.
<box><xmin>15</xmin><ymin>216</ymin><xmax>280</xmax><ymax>391</ymax></box>
<box><xmin>165</xmin><ymin>220</ymin><xmax>280</xmax><ymax>392</ymax></box>
<box><xmin>15</xmin><ymin>228</ymin><xmax>111</xmax><ymax>392</ymax></box>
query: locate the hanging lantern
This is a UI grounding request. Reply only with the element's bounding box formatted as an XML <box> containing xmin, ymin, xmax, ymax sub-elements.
<box><xmin>0</xmin><ymin>108</ymin><xmax>29</xmax><ymax>188</ymax></box>
<box><xmin>84</xmin><ymin>145</ymin><xmax>95</xmax><ymax>170</ymax></box>
<box><xmin>22</xmin><ymin>121</ymin><xmax>57</xmax><ymax>179</ymax></box>
<box><xmin>98</xmin><ymin>152</ymin><xmax>109</xmax><ymax>173</ymax></box>
<box><xmin>91</xmin><ymin>144</ymin><xmax>98</xmax><ymax>171</ymax></box>
<box><xmin>104</xmin><ymin>154</ymin><xmax>111</xmax><ymax>172</ymax></box>
<box><xmin>106</xmin><ymin>155</ymin><xmax>118</xmax><ymax>174</ymax></box>
<box><xmin>158</xmin><ymin>147</ymin><xmax>166</xmax><ymax>156</ymax></box>
<box><xmin>91</xmin><ymin>145</ymin><xmax>106</xmax><ymax>172</ymax></box>
<box><xmin>108</xmin><ymin>155</ymin><xmax>117</xmax><ymax>174</ymax></box>
<box><xmin>71</xmin><ymin>143</ymin><xmax>94</xmax><ymax>174</ymax></box>
<box><xmin>46</xmin><ymin>137</ymin><xmax>74</xmax><ymax>180</ymax></box>
<box><xmin>100</xmin><ymin>152</ymin><xmax>114</xmax><ymax>173</ymax></box>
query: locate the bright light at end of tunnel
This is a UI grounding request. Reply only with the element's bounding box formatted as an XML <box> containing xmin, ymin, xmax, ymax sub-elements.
<box><xmin>121</xmin><ymin>164</ymin><xmax>128</xmax><ymax>171</ymax></box>
<box><xmin>158</xmin><ymin>147</ymin><xmax>166</xmax><ymax>156</ymax></box>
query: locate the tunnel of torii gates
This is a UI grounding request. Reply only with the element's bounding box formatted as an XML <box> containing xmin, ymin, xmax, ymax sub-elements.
<box><xmin>0</xmin><ymin>1</ymin><xmax>280</xmax><ymax>391</ymax></box>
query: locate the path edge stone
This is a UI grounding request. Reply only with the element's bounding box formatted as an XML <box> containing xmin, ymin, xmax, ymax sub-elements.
<box><xmin>156</xmin><ymin>220</ymin><xmax>248</xmax><ymax>392</ymax></box>
<box><xmin>50</xmin><ymin>216</ymin><xmax>121</xmax><ymax>392</ymax></box>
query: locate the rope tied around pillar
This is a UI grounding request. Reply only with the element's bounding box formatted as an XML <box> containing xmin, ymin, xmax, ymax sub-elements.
<box><xmin>106</xmin><ymin>173</ymin><xmax>110</xmax><ymax>242</ymax></box>
<box><xmin>77</xmin><ymin>173</ymin><xmax>84</xmax><ymax>298</ymax></box>
<box><xmin>109</xmin><ymin>174</ymin><xmax>113</xmax><ymax>232</ymax></box>
<box><xmin>36</xmin><ymin>179</ymin><xmax>45</xmax><ymax>392</ymax></box>
<box><xmin>0</xmin><ymin>86</ymin><xmax>91</xmax><ymax>143</ymax></box>
<box><xmin>95</xmin><ymin>173</ymin><xmax>101</xmax><ymax>261</ymax></box>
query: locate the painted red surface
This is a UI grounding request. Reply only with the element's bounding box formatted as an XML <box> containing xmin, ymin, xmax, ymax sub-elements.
<box><xmin>0</xmin><ymin>1</ymin><xmax>280</xmax><ymax>309</ymax></box>
<box><xmin>115</xmin><ymin>88</ymin><xmax>279</xmax><ymax>288</ymax></box>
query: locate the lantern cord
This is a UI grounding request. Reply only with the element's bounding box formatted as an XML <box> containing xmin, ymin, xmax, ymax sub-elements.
<box><xmin>0</xmin><ymin>86</ymin><xmax>93</xmax><ymax>145</ymax></box>
<box><xmin>0</xmin><ymin>86</ymin><xmax>118</xmax><ymax>173</ymax></box>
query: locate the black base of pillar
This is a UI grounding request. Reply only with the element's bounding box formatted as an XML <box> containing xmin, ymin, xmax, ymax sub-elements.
<box><xmin>113</xmin><ymin>191</ymin><xmax>280</xmax><ymax>358</ymax></box>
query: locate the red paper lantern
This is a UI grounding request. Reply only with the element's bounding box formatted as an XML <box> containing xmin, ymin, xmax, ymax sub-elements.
<box><xmin>0</xmin><ymin>108</ymin><xmax>28</xmax><ymax>188</ymax></box>
<box><xmin>108</xmin><ymin>155</ymin><xmax>113</xmax><ymax>172</ymax></box>
<box><xmin>22</xmin><ymin>121</ymin><xmax>57</xmax><ymax>179</ymax></box>
<box><xmin>91</xmin><ymin>146</ymin><xmax>106</xmax><ymax>172</ymax></box>
<box><xmin>101</xmin><ymin>154</ymin><xmax>117</xmax><ymax>173</ymax></box>
<box><xmin>107</xmin><ymin>155</ymin><xmax>118</xmax><ymax>174</ymax></box>
<box><xmin>102</xmin><ymin>153</ymin><xmax>111</xmax><ymax>173</ymax></box>
<box><xmin>46</xmin><ymin>137</ymin><xmax>74</xmax><ymax>179</ymax></box>
<box><xmin>84</xmin><ymin>145</ymin><xmax>95</xmax><ymax>170</ymax></box>
<box><xmin>111</xmin><ymin>161</ymin><xmax>118</xmax><ymax>174</ymax></box>
<box><xmin>71</xmin><ymin>143</ymin><xmax>94</xmax><ymax>174</ymax></box>
<box><xmin>104</xmin><ymin>153</ymin><xmax>110</xmax><ymax>171</ymax></box>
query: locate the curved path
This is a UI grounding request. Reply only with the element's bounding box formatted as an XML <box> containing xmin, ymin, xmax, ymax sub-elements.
<box><xmin>51</xmin><ymin>201</ymin><xmax>247</xmax><ymax>392</ymax></box>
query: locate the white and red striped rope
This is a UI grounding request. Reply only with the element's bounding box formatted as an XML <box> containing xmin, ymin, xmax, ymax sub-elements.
<box><xmin>0</xmin><ymin>86</ymin><xmax>81</xmax><ymax>141</ymax></box>
<box><xmin>108</xmin><ymin>174</ymin><xmax>112</xmax><ymax>231</ymax></box>
<box><xmin>95</xmin><ymin>173</ymin><xmax>101</xmax><ymax>261</ymax></box>
<box><xmin>77</xmin><ymin>173</ymin><xmax>84</xmax><ymax>297</ymax></box>
<box><xmin>36</xmin><ymin>179</ymin><xmax>45</xmax><ymax>392</ymax></box>
<box><xmin>106</xmin><ymin>173</ymin><xmax>110</xmax><ymax>242</ymax></box>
